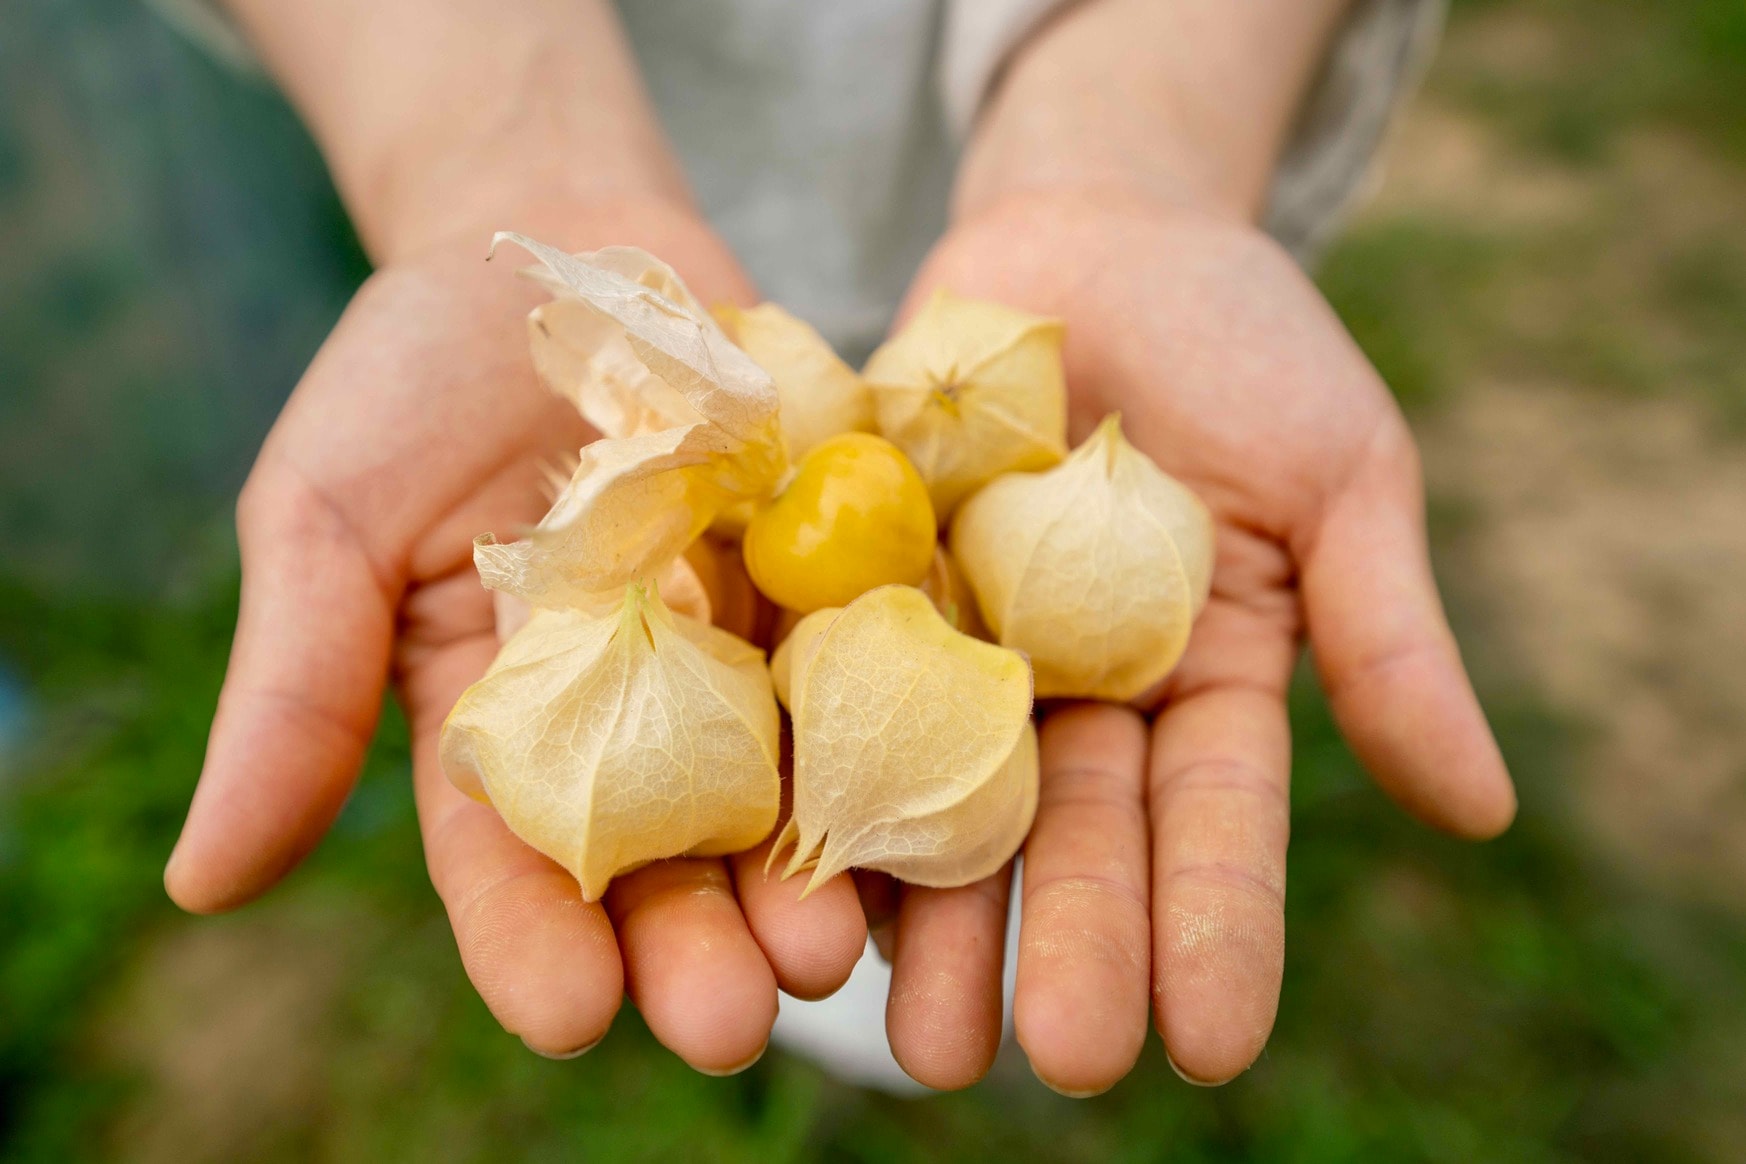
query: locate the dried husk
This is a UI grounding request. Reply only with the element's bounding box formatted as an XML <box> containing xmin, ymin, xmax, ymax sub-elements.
<box><xmin>491</xmin><ymin>549</ymin><xmax>714</xmax><ymax>642</ymax></box>
<box><xmin>950</xmin><ymin>414</ymin><xmax>1215</xmax><ymax>701</ymax></box>
<box><xmin>863</xmin><ymin>289</ymin><xmax>1068</xmax><ymax>518</ymax></box>
<box><xmin>478</xmin><ymin>235</ymin><xmax>786</xmax><ymax>604</ymax></box>
<box><xmin>768</xmin><ymin>586</ymin><xmax>1038</xmax><ymax>894</ymax></box>
<box><xmin>440</xmin><ymin>581</ymin><xmax>780</xmax><ymax>901</ymax></box>
<box><xmin>918</xmin><ymin>545</ymin><xmax>988</xmax><ymax>640</ymax></box>
<box><xmin>716</xmin><ymin>302</ymin><xmax>874</xmax><ymax>461</ymax></box>
<box><xmin>765</xmin><ymin>545</ymin><xmax>983</xmax><ymax>656</ymax></box>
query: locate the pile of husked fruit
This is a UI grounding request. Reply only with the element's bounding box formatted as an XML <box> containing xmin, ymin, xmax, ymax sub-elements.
<box><xmin>440</xmin><ymin>236</ymin><xmax>1212</xmax><ymax>901</ymax></box>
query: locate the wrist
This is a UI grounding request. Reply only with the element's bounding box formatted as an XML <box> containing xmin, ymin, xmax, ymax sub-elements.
<box><xmin>222</xmin><ymin>0</ymin><xmax>692</xmax><ymax>265</ymax></box>
<box><xmin>954</xmin><ymin>0</ymin><xmax>1350</xmax><ymax>225</ymax></box>
<box><xmin>366</xmin><ymin>118</ymin><xmax>691</xmax><ymax>267</ymax></box>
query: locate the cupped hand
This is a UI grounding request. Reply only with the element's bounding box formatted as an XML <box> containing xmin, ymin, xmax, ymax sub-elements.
<box><xmin>164</xmin><ymin>200</ymin><xmax>867</xmax><ymax>1070</ymax></box>
<box><xmin>878</xmin><ymin>192</ymin><xmax>1517</xmax><ymax>1094</ymax></box>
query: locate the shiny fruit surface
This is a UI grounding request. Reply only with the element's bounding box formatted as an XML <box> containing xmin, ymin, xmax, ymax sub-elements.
<box><xmin>743</xmin><ymin>433</ymin><xmax>937</xmax><ymax>613</ymax></box>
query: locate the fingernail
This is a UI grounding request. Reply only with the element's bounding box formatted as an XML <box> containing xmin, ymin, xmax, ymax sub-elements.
<box><xmin>1165</xmin><ymin>1050</ymin><xmax>1223</xmax><ymax>1088</ymax></box>
<box><xmin>696</xmin><ymin>1041</ymin><xmax>768</xmax><ymax>1077</ymax></box>
<box><xmin>1030</xmin><ymin>1063</ymin><xmax>1111</xmax><ymax>1100</ymax></box>
<box><xmin>523</xmin><ymin>1034</ymin><xmax>604</xmax><ymax>1061</ymax></box>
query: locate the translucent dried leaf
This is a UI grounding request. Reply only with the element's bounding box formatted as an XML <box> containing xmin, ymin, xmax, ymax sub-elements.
<box><xmin>480</xmin><ymin>235</ymin><xmax>787</xmax><ymax>599</ymax></box>
<box><xmin>491</xmin><ymin>549</ymin><xmax>715</xmax><ymax>643</ymax></box>
<box><xmin>441</xmin><ymin>582</ymin><xmax>780</xmax><ymax>901</ymax></box>
<box><xmin>918</xmin><ymin>545</ymin><xmax>988</xmax><ymax>640</ymax></box>
<box><xmin>950</xmin><ymin>414</ymin><xmax>1215</xmax><ymax>701</ymax></box>
<box><xmin>769</xmin><ymin>604</ymin><xmax>836</xmax><ymax>710</ymax></box>
<box><xmin>769</xmin><ymin>586</ymin><xmax>1037</xmax><ymax>893</ymax></box>
<box><xmin>717</xmin><ymin>302</ymin><xmax>874</xmax><ymax>460</ymax></box>
<box><xmin>863</xmin><ymin>290</ymin><xmax>1067</xmax><ymax>517</ymax></box>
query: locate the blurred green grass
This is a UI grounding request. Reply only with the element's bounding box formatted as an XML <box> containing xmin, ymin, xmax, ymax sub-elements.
<box><xmin>4</xmin><ymin>0</ymin><xmax>1746</xmax><ymax>1160</ymax></box>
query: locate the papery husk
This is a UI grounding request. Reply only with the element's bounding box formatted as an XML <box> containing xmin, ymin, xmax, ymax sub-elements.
<box><xmin>678</xmin><ymin>535</ymin><xmax>764</xmax><ymax>642</ymax></box>
<box><xmin>716</xmin><ymin>303</ymin><xmax>874</xmax><ymax>461</ymax></box>
<box><xmin>863</xmin><ymin>289</ymin><xmax>1067</xmax><ymax>518</ymax></box>
<box><xmin>768</xmin><ymin>586</ymin><xmax>1037</xmax><ymax>894</ymax></box>
<box><xmin>491</xmin><ymin>548</ymin><xmax>714</xmax><ymax>643</ymax></box>
<box><xmin>918</xmin><ymin>545</ymin><xmax>988</xmax><ymax>640</ymax></box>
<box><xmin>950</xmin><ymin>414</ymin><xmax>1215</xmax><ymax>701</ymax></box>
<box><xmin>478</xmin><ymin>236</ymin><xmax>786</xmax><ymax>603</ymax></box>
<box><xmin>768</xmin><ymin>604</ymin><xmax>833</xmax><ymax>709</ymax></box>
<box><xmin>440</xmin><ymin>581</ymin><xmax>780</xmax><ymax>902</ymax></box>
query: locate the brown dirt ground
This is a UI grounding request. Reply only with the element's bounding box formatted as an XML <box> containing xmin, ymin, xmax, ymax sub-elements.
<box><xmin>1367</xmin><ymin>5</ymin><xmax>1746</xmax><ymax>902</ymax></box>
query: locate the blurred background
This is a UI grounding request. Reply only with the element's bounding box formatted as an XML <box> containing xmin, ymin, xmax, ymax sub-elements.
<box><xmin>2</xmin><ymin>0</ymin><xmax>1743</xmax><ymax>1159</ymax></box>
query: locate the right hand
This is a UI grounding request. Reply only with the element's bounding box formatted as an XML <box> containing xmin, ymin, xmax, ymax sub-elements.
<box><xmin>164</xmin><ymin>199</ymin><xmax>869</xmax><ymax>1070</ymax></box>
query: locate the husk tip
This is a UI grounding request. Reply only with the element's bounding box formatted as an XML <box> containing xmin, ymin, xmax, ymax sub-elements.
<box><xmin>763</xmin><ymin>818</ymin><xmax>801</xmax><ymax>879</ymax></box>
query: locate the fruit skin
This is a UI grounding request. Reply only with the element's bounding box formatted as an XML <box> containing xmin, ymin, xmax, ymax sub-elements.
<box><xmin>743</xmin><ymin>433</ymin><xmax>938</xmax><ymax>614</ymax></box>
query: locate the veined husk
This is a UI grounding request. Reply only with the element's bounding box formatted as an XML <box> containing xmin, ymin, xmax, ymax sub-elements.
<box><xmin>950</xmin><ymin>414</ymin><xmax>1215</xmax><ymax>701</ymax></box>
<box><xmin>440</xmin><ymin>581</ymin><xmax>780</xmax><ymax>902</ymax></box>
<box><xmin>716</xmin><ymin>302</ymin><xmax>874</xmax><ymax>461</ymax></box>
<box><xmin>863</xmin><ymin>289</ymin><xmax>1067</xmax><ymax>518</ymax></box>
<box><xmin>768</xmin><ymin>586</ymin><xmax>1037</xmax><ymax>894</ymax></box>
<box><xmin>765</xmin><ymin>545</ymin><xmax>984</xmax><ymax>653</ymax></box>
<box><xmin>491</xmin><ymin>549</ymin><xmax>714</xmax><ymax>642</ymax></box>
<box><xmin>918</xmin><ymin>544</ymin><xmax>988</xmax><ymax>640</ymax></box>
<box><xmin>477</xmin><ymin>235</ymin><xmax>787</xmax><ymax>607</ymax></box>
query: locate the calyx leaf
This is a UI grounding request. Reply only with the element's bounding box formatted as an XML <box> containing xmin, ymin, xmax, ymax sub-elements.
<box><xmin>950</xmin><ymin>414</ymin><xmax>1215</xmax><ymax>700</ymax></box>
<box><xmin>716</xmin><ymin>302</ymin><xmax>874</xmax><ymax>460</ymax></box>
<box><xmin>769</xmin><ymin>586</ymin><xmax>1038</xmax><ymax>894</ymax></box>
<box><xmin>863</xmin><ymin>289</ymin><xmax>1067</xmax><ymax>518</ymax></box>
<box><xmin>440</xmin><ymin>581</ymin><xmax>780</xmax><ymax>901</ymax></box>
<box><xmin>477</xmin><ymin>236</ymin><xmax>786</xmax><ymax>605</ymax></box>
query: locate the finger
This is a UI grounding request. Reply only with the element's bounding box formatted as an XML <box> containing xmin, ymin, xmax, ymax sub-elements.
<box><xmin>886</xmin><ymin>868</ymin><xmax>1012</xmax><ymax>1090</ymax></box>
<box><xmin>1013</xmin><ymin>703</ymin><xmax>1150</xmax><ymax>1097</ymax></box>
<box><xmin>1149</xmin><ymin>599</ymin><xmax>1294</xmax><ymax>1085</ymax></box>
<box><xmin>855</xmin><ymin>870</ymin><xmax>901</xmax><ymax>963</ymax></box>
<box><xmin>407</xmin><ymin>621</ymin><xmax>624</xmax><ymax>1058</ymax></box>
<box><xmin>606</xmin><ymin>858</ymin><xmax>779</xmax><ymax>1075</ymax></box>
<box><xmin>731</xmin><ymin>837</ymin><xmax>866</xmax><ymax>1001</ymax></box>
<box><xmin>1302</xmin><ymin>423</ymin><xmax>1516</xmax><ymax>838</ymax></box>
<box><xmin>165</xmin><ymin>468</ymin><xmax>398</xmax><ymax>913</ymax></box>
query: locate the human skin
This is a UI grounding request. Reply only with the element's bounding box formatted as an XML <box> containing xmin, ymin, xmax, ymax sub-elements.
<box><xmin>165</xmin><ymin>0</ymin><xmax>1514</xmax><ymax>1094</ymax></box>
<box><xmin>876</xmin><ymin>0</ymin><xmax>1518</xmax><ymax>1094</ymax></box>
<box><xmin>164</xmin><ymin>0</ymin><xmax>870</xmax><ymax>1074</ymax></box>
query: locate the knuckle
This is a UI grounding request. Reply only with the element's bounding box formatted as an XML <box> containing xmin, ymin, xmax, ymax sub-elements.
<box><xmin>1152</xmin><ymin>756</ymin><xmax>1288</xmax><ymax>819</ymax></box>
<box><xmin>1023</xmin><ymin>879</ymin><xmax>1150</xmax><ymax>974</ymax></box>
<box><xmin>1163</xmin><ymin>861</ymin><xmax>1286</xmax><ymax>916</ymax></box>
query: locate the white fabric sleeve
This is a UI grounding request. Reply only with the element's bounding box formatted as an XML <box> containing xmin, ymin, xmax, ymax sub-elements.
<box><xmin>939</xmin><ymin>0</ymin><xmax>1448</xmax><ymax>264</ymax></box>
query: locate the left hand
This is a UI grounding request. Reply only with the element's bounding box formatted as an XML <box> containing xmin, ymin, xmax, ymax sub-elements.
<box><xmin>876</xmin><ymin>190</ymin><xmax>1517</xmax><ymax>1093</ymax></box>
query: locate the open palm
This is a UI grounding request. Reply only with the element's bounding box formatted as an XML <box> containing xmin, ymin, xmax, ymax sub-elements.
<box><xmin>875</xmin><ymin>193</ymin><xmax>1518</xmax><ymax>1094</ymax></box>
<box><xmin>165</xmin><ymin>207</ymin><xmax>869</xmax><ymax>1072</ymax></box>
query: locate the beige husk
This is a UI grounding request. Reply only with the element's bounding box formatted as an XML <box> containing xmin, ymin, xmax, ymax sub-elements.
<box><xmin>862</xmin><ymin>289</ymin><xmax>1067</xmax><ymax>518</ymax></box>
<box><xmin>442</xmin><ymin>239</ymin><xmax>798</xmax><ymax>900</ymax></box>
<box><xmin>768</xmin><ymin>586</ymin><xmax>1037</xmax><ymax>895</ymax></box>
<box><xmin>477</xmin><ymin>236</ymin><xmax>787</xmax><ymax>606</ymax></box>
<box><xmin>950</xmin><ymin>414</ymin><xmax>1215</xmax><ymax>701</ymax></box>
<box><xmin>447</xmin><ymin>243</ymin><xmax>1138</xmax><ymax>900</ymax></box>
<box><xmin>715</xmin><ymin>302</ymin><xmax>874</xmax><ymax>461</ymax></box>
<box><xmin>440</xmin><ymin>582</ymin><xmax>780</xmax><ymax>902</ymax></box>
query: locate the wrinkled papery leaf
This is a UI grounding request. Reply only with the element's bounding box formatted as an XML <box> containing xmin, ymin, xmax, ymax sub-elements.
<box><xmin>491</xmin><ymin>548</ymin><xmax>716</xmax><ymax>642</ymax></box>
<box><xmin>768</xmin><ymin>586</ymin><xmax>1037</xmax><ymax>894</ymax></box>
<box><xmin>918</xmin><ymin>544</ymin><xmax>988</xmax><ymax>640</ymax></box>
<box><xmin>950</xmin><ymin>415</ymin><xmax>1215</xmax><ymax>701</ymax></box>
<box><xmin>716</xmin><ymin>303</ymin><xmax>874</xmax><ymax>461</ymax></box>
<box><xmin>441</xmin><ymin>582</ymin><xmax>780</xmax><ymax>901</ymax></box>
<box><xmin>863</xmin><ymin>290</ymin><xmax>1067</xmax><ymax>518</ymax></box>
<box><xmin>477</xmin><ymin>236</ymin><xmax>786</xmax><ymax>604</ymax></box>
